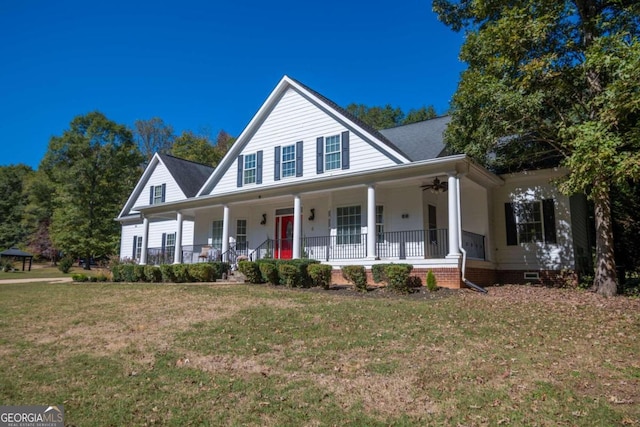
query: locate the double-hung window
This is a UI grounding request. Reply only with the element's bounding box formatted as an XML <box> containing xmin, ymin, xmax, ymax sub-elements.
<box><xmin>325</xmin><ymin>135</ymin><xmax>341</xmax><ymax>171</ymax></box>
<box><xmin>236</xmin><ymin>219</ymin><xmax>247</xmax><ymax>251</ymax></box>
<box><xmin>376</xmin><ymin>205</ymin><xmax>385</xmax><ymax>242</ymax></box>
<box><xmin>244</xmin><ymin>154</ymin><xmax>256</xmax><ymax>184</ymax></box>
<box><xmin>133</xmin><ymin>236</ymin><xmax>142</xmax><ymax>260</ymax></box>
<box><xmin>212</xmin><ymin>220</ymin><xmax>223</xmax><ymax>250</ymax></box>
<box><xmin>281</xmin><ymin>145</ymin><xmax>296</xmax><ymax>178</ymax></box>
<box><xmin>149</xmin><ymin>184</ymin><xmax>166</xmax><ymax>205</ymax></box>
<box><xmin>336</xmin><ymin>206</ymin><xmax>361</xmax><ymax>244</ymax></box>
<box><xmin>165</xmin><ymin>233</ymin><xmax>176</xmax><ymax>261</ymax></box>
<box><xmin>505</xmin><ymin>199</ymin><xmax>556</xmax><ymax>245</ymax></box>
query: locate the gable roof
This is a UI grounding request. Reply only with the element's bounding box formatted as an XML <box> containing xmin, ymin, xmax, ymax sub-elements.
<box><xmin>197</xmin><ymin>75</ymin><xmax>414</xmax><ymax>196</ymax></box>
<box><xmin>158</xmin><ymin>154</ymin><xmax>214</xmax><ymax>198</ymax></box>
<box><xmin>379</xmin><ymin>116</ymin><xmax>452</xmax><ymax>161</ymax></box>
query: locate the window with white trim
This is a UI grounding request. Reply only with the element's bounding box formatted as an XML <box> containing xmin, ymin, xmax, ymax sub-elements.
<box><xmin>212</xmin><ymin>220</ymin><xmax>223</xmax><ymax>250</ymax></box>
<box><xmin>505</xmin><ymin>199</ymin><xmax>556</xmax><ymax>245</ymax></box>
<box><xmin>337</xmin><ymin>205</ymin><xmax>361</xmax><ymax>244</ymax></box>
<box><xmin>244</xmin><ymin>154</ymin><xmax>256</xmax><ymax>184</ymax></box>
<box><xmin>165</xmin><ymin>233</ymin><xmax>176</xmax><ymax>260</ymax></box>
<box><xmin>282</xmin><ymin>145</ymin><xmax>296</xmax><ymax>178</ymax></box>
<box><xmin>236</xmin><ymin>219</ymin><xmax>247</xmax><ymax>251</ymax></box>
<box><xmin>515</xmin><ymin>202</ymin><xmax>543</xmax><ymax>243</ymax></box>
<box><xmin>134</xmin><ymin>236</ymin><xmax>142</xmax><ymax>260</ymax></box>
<box><xmin>325</xmin><ymin>135</ymin><xmax>341</xmax><ymax>171</ymax></box>
<box><xmin>376</xmin><ymin>205</ymin><xmax>384</xmax><ymax>242</ymax></box>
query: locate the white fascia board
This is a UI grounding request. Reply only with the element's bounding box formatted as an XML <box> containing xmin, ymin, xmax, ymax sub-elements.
<box><xmin>117</xmin><ymin>153</ymin><xmax>162</xmax><ymax>219</ymax></box>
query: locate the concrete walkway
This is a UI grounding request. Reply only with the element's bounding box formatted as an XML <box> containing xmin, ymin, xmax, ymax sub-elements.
<box><xmin>0</xmin><ymin>277</ymin><xmax>73</xmax><ymax>284</ymax></box>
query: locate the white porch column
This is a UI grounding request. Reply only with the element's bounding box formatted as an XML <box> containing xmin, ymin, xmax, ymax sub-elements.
<box><xmin>367</xmin><ymin>184</ymin><xmax>376</xmax><ymax>259</ymax></box>
<box><xmin>222</xmin><ymin>205</ymin><xmax>230</xmax><ymax>262</ymax></box>
<box><xmin>447</xmin><ymin>173</ymin><xmax>461</xmax><ymax>258</ymax></box>
<box><xmin>140</xmin><ymin>216</ymin><xmax>149</xmax><ymax>265</ymax></box>
<box><xmin>293</xmin><ymin>194</ymin><xmax>302</xmax><ymax>258</ymax></box>
<box><xmin>173</xmin><ymin>212</ymin><xmax>183</xmax><ymax>264</ymax></box>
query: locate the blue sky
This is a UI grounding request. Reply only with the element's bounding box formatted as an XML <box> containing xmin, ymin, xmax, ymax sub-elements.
<box><xmin>0</xmin><ymin>0</ymin><xmax>465</xmax><ymax>169</ymax></box>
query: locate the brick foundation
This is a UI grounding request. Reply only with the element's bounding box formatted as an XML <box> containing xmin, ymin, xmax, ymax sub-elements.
<box><xmin>331</xmin><ymin>267</ymin><xmax>464</xmax><ymax>289</ymax></box>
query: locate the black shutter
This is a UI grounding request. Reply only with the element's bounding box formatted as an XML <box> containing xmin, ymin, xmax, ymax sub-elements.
<box><xmin>256</xmin><ymin>150</ymin><xmax>263</xmax><ymax>184</ymax></box>
<box><xmin>505</xmin><ymin>203</ymin><xmax>517</xmax><ymax>246</ymax></box>
<box><xmin>161</xmin><ymin>233</ymin><xmax>166</xmax><ymax>252</ymax></box>
<box><xmin>296</xmin><ymin>141</ymin><xmax>303</xmax><ymax>177</ymax></box>
<box><xmin>161</xmin><ymin>183</ymin><xmax>166</xmax><ymax>202</ymax></box>
<box><xmin>149</xmin><ymin>186</ymin><xmax>154</xmax><ymax>205</ymax></box>
<box><xmin>542</xmin><ymin>199</ymin><xmax>557</xmax><ymax>244</ymax></box>
<box><xmin>316</xmin><ymin>137</ymin><xmax>324</xmax><ymax>174</ymax></box>
<box><xmin>132</xmin><ymin>236</ymin><xmax>137</xmax><ymax>259</ymax></box>
<box><xmin>341</xmin><ymin>131</ymin><xmax>350</xmax><ymax>169</ymax></box>
<box><xmin>237</xmin><ymin>155</ymin><xmax>244</xmax><ymax>187</ymax></box>
<box><xmin>274</xmin><ymin>146</ymin><xmax>281</xmax><ymax>181</ymax></box>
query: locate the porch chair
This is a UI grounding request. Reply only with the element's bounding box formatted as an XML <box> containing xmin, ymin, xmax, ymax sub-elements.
<box><xmin>198</xmin><ymin>246</ymin><xmax>211</xmax><ymax>262</ymax></box>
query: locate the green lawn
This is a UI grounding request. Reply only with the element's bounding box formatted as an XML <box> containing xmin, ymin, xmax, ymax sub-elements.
<box><xmin>0</xmin><ymin>263</ymin><xmax>106</xmax><ymax>280</ymax></box>
<box><xmin>0</xmin><ymin>282</ymin><xmax>638</xmax><ymax>426</ymax></box>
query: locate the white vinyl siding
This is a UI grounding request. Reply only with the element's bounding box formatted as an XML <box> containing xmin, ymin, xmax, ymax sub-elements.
<box><xmin>205</xmin><ymin>87</ymin><xmax>400</xmax><ymax>195</ymax></box>
<box><xmin>130</xmin><ymin>162</ymin><xmax>186</xmax><ymax>213</ymax></box>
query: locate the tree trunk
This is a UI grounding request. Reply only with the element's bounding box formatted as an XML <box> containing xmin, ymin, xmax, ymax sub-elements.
<box><xmin>592</xmin><ymin>177</ymin><xmax>617</xmax><ymax>296</ymax></box>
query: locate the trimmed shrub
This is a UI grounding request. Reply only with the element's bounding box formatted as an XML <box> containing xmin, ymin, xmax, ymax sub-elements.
<box><xmin>407</xmin><ymin>276</ymin><xmax>423</xmax><ymax>288</ymax></box>
<box><xmin>210</xmin><ymin>262</ymin><xmax>231</xmax><ymax>279</ymax></box>
<box><xmin>95</xmin><ymin>273</ymin><xmax>108</xmax><ymax>282</ymax></box>
<box><xmin>160</xmin><ymin>264</ymin><xmax>177</xmax><ymax>283</ymax></box>
<box><xmin>111</xmin><ymin>265</ymin><xmax>123</xmax><ymax>282</ymax></box>
<box><xmin>71</xmin><ymin>273</ymin><xmax>89</xmax><ymax>282</ymax></box>
<box><xmin>342</xmin><ymin>265</ymin><xmax>367</xmax><ymax>292</ymax></box>
<box><xmin>121</xmin><ymin>264</ymin><xmax>137</xmax><ymax>282</ymax></box>
<box><xmin>426</xmin><ymin>270</ymin><xmax>438</xmax><ymax>292</ymax></box>
<box><xmin>188</xmin><ymin>263</ymin><xmax>215</xmax><ymax>282</ymax></box>
<box><xmin>371</xmin><ymin>264</ymin><xmax>386</xmax><ymax>283</ymax></box>
<box><xmin>238</xmin><ymin>261</ymin><xmax>262</xmax><ymax>284</ymax></box>
<box><xmin>134</xmin><ymin>265</ymin><xmax>146</xmax><ymax>282</ymax></box>
<box><xmin>384</xmin><ymin>264</ymin><xmax>413</xmax><ymax>293</ymax></box>
<box><xmin>259</xmin><ymin>262</ymin><xmax>279</xmax><ymax>285</ymax></box>
<box><xmin>143</xmin><ymin>265</ymin><xmax>162</xmax><ymax>283</ymax></box>
<box><xmin>308</xmin><ymin>264</ymin><xmax>332</xmax><ymax>289</ymax></box>
<box><xmin>88</xmin><ymin>275</ymin><xmax>98</xmax><ymax>282</ymax></box>
<box><xmin>173</xmin><ymin>264</ymin><xmax>192</xmax><ymax>283</ymax></box>
<box><xmin>278</xmin><ymin>263</ymin><xmax>299</xmax><ymax>287</ymax></box>
<box><xmin>58</xmin><ymin>257</ymin><xmax>74</xmax><ymax>274</ymax></box>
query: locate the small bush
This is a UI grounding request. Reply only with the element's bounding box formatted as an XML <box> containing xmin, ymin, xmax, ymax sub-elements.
<box><xmin>385</xmin><ymin>264</ymin><xmax>413</xmax><ymax>293</ymax></box>
<box><xmin>1</xmin><ymin>259</ymin><xmax>14</xmax><ymax>272</ymax></box>
<box><xmin>308</xmin><ymin>264</ymin><xmax>332</xmax><ymax>289</ymax></box>
<box><xmin>111</xmin><ymin>265</ymin><xmax>123</xmax><ymax>282</ymax></box>
<box><xmin>88</xmin><ymin>275</ymin><xmax>98</xmax><ymax>282</ymax></box>
<box><xmin>143</xmin><ymin>265</ymin><xmax>162</xmax><ymax>282</ymax></box>
<box><xmin>371</xmin><ymin>264</ymin><xmax>386</xmax><ymax>283</ymax></box>
<box><xmin>188</xmin><ymin>264</ymin><xmax>215</xmax><ymax>282</ymax></box>
<box><xmin>134</xmin><ymin>265</ymin><xmax>146</xmax><ymax>282</ymax></box>
<box><xmin>259</xmin><ymin>262</ymin><xmax>279</xmax><ymax>285</ymax></box>
<box><xmin>407</xmin><ymin>276</ymin><xmax>423</xmax><ymax>289</ymax></box>
<box><xmin>173</xmin><ymin>264</ymin><xmax>192</xmax><ymax>283</ymax></box>
<box><xmin>278</xmin><ymin>263</ymin><xmax>299</xmax><ymax>287</ymax></box>
<box><xmin>71</xmin><ymin>273</ymin><xmax>88</xmax><ymax>282</ymax></box>
<box><xmin>426</xmin><ymin>270</ymin><xmax>438</xmax><ymax>292</ymax></box>
<box><xmin>121</xmin><ymin>264</ymin><xmax>137</xmax><ymax>282</ymax></box>
<box><xmin>58</xmin><ymin>257</ymin><xmax>74</xmax><ymax>274</ymax></box>
<box><xmin>160</xmin><ymin>264</ymin><xmax>176</xmax><ymax>283</ymax></box>
<box><xmin>238</xmin><ymin>261</ymin><xmax>262</xmax><ymax>284</ymax></box>
<box><xmin>210</xmin><ymin>262</ymin><xmax>231</xmax><ymax>279</ymax></box>
<box><xmin>95</xmin><ymin>273</ymin><xmax>108</xmax><ymax>282</ymax></box>
<box><xmin>342</xmin><ymin>265</ymin><xmax>367</xmax><ymax>292</ymax></box>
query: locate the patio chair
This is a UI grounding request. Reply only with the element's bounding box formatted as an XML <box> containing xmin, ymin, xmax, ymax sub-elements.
<box><xmin>198</xmin><ymin>246</ymin><xmax>211</xmax><ymax>262</ymax></box>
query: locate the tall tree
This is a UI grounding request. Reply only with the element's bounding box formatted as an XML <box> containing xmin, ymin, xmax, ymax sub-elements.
<box><xmin>22</xmin><ymin>169</ymin><xmax>58</xmax><ymax>262</ymax></box>
<box><xmin>345</xmin><ymin>103</ymin><xmax>439</xmax><ymax>129</ymax></box>
<box><xmin>434</xmin><ymin>0</ymin><xmax>640</xmax><ymax>296</ymax></box>
<box><xmin>44</xmin><ymin>112</ymin><xmax>143</xmax><ymax>269</ymax></box>
<box><xmin>403</xmin><ymin>106</ymin><xmax>438</xmax><ymax>124</ymax></box>
<box><xmin>0</xmin><ymin>164</ymin><xmax>32</xmax><ymax>250</ymax></box>
<box><xmin>134</xmin><ymin>117</ymin><xmax>175</xmax><ymax>163</ymax></box>
<box><xmin>171</xmin><ymin>130</ymin><xmax>230</xmax><ymax>167</ymax></box>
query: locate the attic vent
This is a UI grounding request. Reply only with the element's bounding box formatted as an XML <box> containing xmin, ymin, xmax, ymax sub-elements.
<box><xmin>524</xmin><ymin>272</ymin><xmax>540</xmax><ymax>280</ymax></box>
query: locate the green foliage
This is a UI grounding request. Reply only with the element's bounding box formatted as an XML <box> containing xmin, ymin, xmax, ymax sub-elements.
<box><xmin>71</xmin><ymin>273</ymin><xmax>89</xmax><ymax>282</ymax></box>
<box><xmin>238</xmin><ymin>261</ymin><xmax>262</xmax><ymax>284</ymax></box>
<box><xmin>120</xmin><ymin>264</ymin><xmax>136</xmax><ymax>282</ymax></box>
<box><xmin>171</xmin><ymin>130</ymin><xmax>228</xmax><ymax>168</ymax></box>
<box><xmin>188</xmin><ymin>264</ymin><xmax>215</xmax><ymax>282</ymax></box>
<box><xmin>372</xmin><ymin>263</ymin><xmax>413</xmax><ymax>283</ymax></box>
<box><xmin>158</xmin><ymin>264</ymin><xmax>175</xmax><ymax>283</ymax></box>
<box><xmin>134</xmin><ymin>117</ymin><xmax>175</xmax><ymax>163</ymax></box>
<box><xmin>0</xmin><ymin>258</ymin><xmax>14</xmax><ymax>272</ymax></box>
<box><xmin>0</xmin><ymin>164</ymin><xmax>32</xmax><ymax>250</ymax></box>
<box><xmin>344</xmin><ymin>103</ymin><xmax>438</xmax><ymax>130</ymax></box>
<box><xmin>384</xmin><ymin>265</ymin><xmax>413</xmax><ymax>294</ymax></box>
<box><xmin>341</xmin><ymin>265</ymin><xmax>367</xmax><ymax>292</ymax></box>
<box><xmin>58</xmin><ymin>257</ymin><xmax>74</xmax><ymax>274</ymax></box>
<box><xmin>426</xmin><ymin>270</ymin><xmax>438</xmax><ymax>292</ymax></box>
<box><xmin>133</xmin><ymin>265</ymin><xmax>146</xmax><ymax>282</ymax></box>
<box><xmin>44</xmin><ymin>111</ymin><xmax>144</xmax><ymax>266</ymax></box>
<box><xmin>95</xmin><ymin>273</ymin><xmax>108</xmax><ymax>282</ymax></box>
<box><xmin>278</xmin><ymin>264</ymin><xmax>299</xmax><ymax>287</ymax></box>
<box><xmin>172</xmin><ymin>264</ymin><xmax>192</xmax><ymax>283</ymax></box>
<box><xmin>307</xmin><ymin>264</ymin><xmax>332</xmax><ymax>289</ymax></box>
<box><xmin>259</xmin><ymin>262</ymin><xmax>279</xmax><ymax>285</ymax></box>
<box><xmin>407</xmin><ymin>276</ymin><xmax>423</xmax><ymax>289</ymax></box>
<box><xmin>110</xmin><ymin>265</ymin><xmax>123</xmax><ymax>282</ymax></box>
<box><xmin>209</xmin><ymin>262</ymin><xmax>231</xmax><ymax>279</ymax></box>
<box><xmin>143</xmin><ymin>265</ymin><xmax>162</xmax><ymax>283</ymax></box>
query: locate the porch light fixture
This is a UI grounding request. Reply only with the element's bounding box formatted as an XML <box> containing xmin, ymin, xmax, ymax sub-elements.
<box><xmin>260</xmin><ymin>213</ymin><xmax>267</xmax><ymax>225</ymax></box>
<box><xmin>421</xmin><ymin>177</ymin><xmax>448</xmax><ymax>194</ymax></box>
<box><xmin>308</xmin><ymin>208</ymin><xmax>315</xmax><ymax>221</ymax></box>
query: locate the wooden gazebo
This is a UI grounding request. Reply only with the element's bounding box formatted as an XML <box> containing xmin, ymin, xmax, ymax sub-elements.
<box><xmin>0</xmin><ymin>247</ymin><xmax>34</xmax><ymax>271</ymax></box>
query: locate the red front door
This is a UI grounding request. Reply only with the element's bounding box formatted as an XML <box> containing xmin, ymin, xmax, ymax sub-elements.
<box><xmin>275</xmin><ymin>215</ymin><xmax>294</xmax><ymax>259</ymax></box>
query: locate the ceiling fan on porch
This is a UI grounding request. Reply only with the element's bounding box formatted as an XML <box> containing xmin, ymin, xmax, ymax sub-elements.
<box><xmin>421</xmin><ymin>177</ymin><xmax>448</xmax><ymax>193</ymax></box>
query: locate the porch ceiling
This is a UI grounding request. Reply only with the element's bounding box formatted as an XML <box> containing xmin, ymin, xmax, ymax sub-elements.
<box><xmin>134</xmin><ymin>155</ymin><xmax>504</xmax><ymax>218</ymax></box>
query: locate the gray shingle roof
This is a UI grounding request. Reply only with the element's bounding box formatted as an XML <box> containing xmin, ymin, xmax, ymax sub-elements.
<box><xmin>158</xmin><ymin>154</ymin><xmax>215</xmax><ymax>198</ymax></box>
<box><xmin>379</xmin><ymin>116</ymin><xmax>452</xmax><ymax>161</ymax></box>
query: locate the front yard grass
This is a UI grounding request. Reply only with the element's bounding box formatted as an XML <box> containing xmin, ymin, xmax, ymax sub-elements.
<box><xmin>0</xmin><ymin>282</ymin><xmax>638</xmax><ymax>426</ymax></box>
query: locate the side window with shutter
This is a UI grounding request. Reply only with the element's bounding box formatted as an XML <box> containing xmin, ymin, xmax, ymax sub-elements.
<box><xmin>505</xmin><ymin>199</ymin><xmax>557</xmax><ymax>245</ymax></box>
